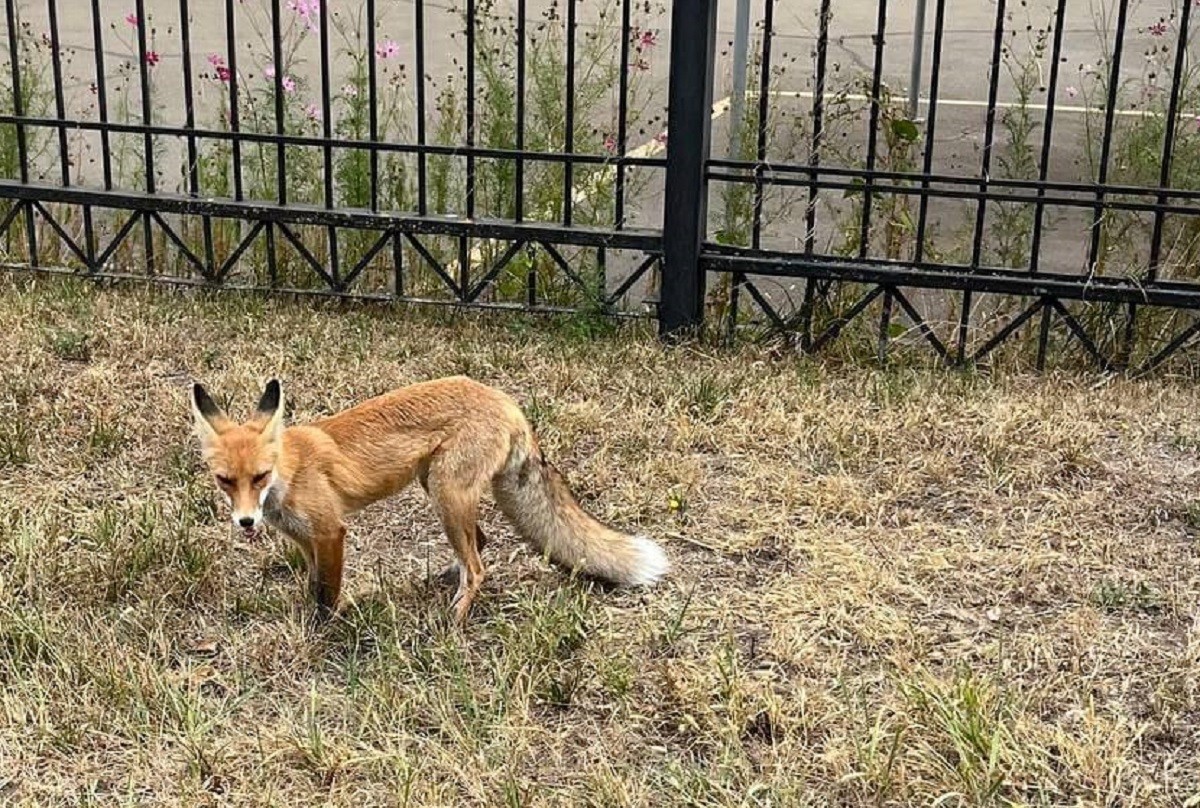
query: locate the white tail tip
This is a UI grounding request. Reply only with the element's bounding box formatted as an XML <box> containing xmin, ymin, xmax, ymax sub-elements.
<box><xmin>625</xmin><ymin>536</ymin><xmax>670</xmax><ymax>586</ymax></box>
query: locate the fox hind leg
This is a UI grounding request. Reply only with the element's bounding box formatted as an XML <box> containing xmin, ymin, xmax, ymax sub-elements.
<box><xmin>434</xmin><ymin>524</ymin><xmax>489</xmax><ymax>586</ymax></box>
<box><xmin>434</xmin><ymin>492</ymin><xmax>485</xmax><ymax>624</ymax></box>
<box><xmin>426</xmin><ymin>467</ymin><xmax>491</xmax><ymax>622</ymax></box>
<box><xmin>422</xmin><ymin>462</ymin><xmax>489</xmax><ymax>588</ymax></box>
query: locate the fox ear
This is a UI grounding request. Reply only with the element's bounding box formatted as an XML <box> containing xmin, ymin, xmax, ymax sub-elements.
<box><xmin>256</xmin><ymin>379</ymin><xmax>285</xmax><ymax>441</ymax></box>
<box><xmin>191</xmin><ymin>383</ymin><xmax>229</xmax><ymax>444</ymax></box>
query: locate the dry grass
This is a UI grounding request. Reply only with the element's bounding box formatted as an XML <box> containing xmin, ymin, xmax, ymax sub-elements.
<box><xmin>1</xmin><ymin>273</ymin><xmax>1199</xmax><ymax>806</ymax></box>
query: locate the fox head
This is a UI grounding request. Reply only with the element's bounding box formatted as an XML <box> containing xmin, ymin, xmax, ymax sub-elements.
<box><xmin>190</xmin><ymin>379</ymin><xmax>285</xmax><ymax>535</ymax></box>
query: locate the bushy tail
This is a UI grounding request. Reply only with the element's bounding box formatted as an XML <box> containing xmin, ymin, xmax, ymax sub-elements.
<box><xmin>492</xmin><ymin>433</ymin><xmax>668</xmax><ymax>586</ymax></box>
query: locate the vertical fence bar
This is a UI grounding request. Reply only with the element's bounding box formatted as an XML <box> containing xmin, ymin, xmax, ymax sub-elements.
<box><xmin>515</xmin><ymin>0</ymin><xmax>526</xmax><ymax>222</ymax></box>
<box><xmin>1148</xmin><ymin>2</ymin><xmax>1191</xmax><ymax>279</ymax></box>
<box><xmin>750</xmin><ymin>0</ymin><xmax>774</xmax><ymax>250</ymax></box>
<box><xmin>178</xmin><ymin>0</ymin><xmax>198</xmax><ymax>196</ymax></box>
<box><xmin>465</xmin><ymin>0</ymin><xmax>476</xmax><ymax>219</ymax></box>
<box><xmin>857</xmin><ymin>0</ymin><xmax>888</xmax><ymax>260</ymax></box>
<box><xmin>86</xmin><ymin>0</ymin><xmax>110</xmax><ymax>269</ymax></box>
<box><xmin>526</xmin><ymin>243</ymin><xmax>538</xmax><ymax>306</ymax></box>
<box><xmin>270</xmin><ymin>0</ymin><xmax>287</xmax><ymax>206</ymax></box>
<box><xmin>317</xmin><ymin>0</ymin><xmax>338</xmax><ymax>287</ymax></box>
<box><xmin>5</xmin><ymin>0</ymin><xmax>35</xmax><ymax>264</ymax></box>
<box><xmin>1028</xmin><ymin>0</ymin><xmax>1067</xmax><ymax>274</ymax></box>
<box><xmin>861</xmin><ymin>0</ymin><xmax>888</xmax><ymax>357</ymax></box>
<box><xmin>366</xmin><ymin>0</ymin><xmax>379</xmax><ymax>212</ymax></box>
<box><xmin>225</xmin><ymin>0</ymin><xmax>244</xmax><ymax>201</ymax></box>
<box><xmin>1036</xmin><ymin>297</ymin><xmax>1051</xmax><ymax>370</ymax></box>
<box><xmin>613</xmin><ymin>0</ymin><xmax>630</xmax><ymax>228</ymax></box>
<box><xmin>734</xmin><ymin>0</ymin><xmax>775</xmax><ymax>337</ymax></box>
<box><xmin>134</xmin><ymin>0</ymin><xmax>155</xmax><ymax>271</ymax></box>
<box><xmin>178</xmin><ymin>0</ymin><xmax>209</xmax><ymax>279</ymax></box>
<box><xmin>46</xmin><ymin>0</ymin><xmax>78</xmax><ymax>269</ymax></box>
<box><xmin>562</xmin><ymin>0</ymin><xmax>577</xmax><ymax>227</ymax></box>
<box><xmin>392</xmin><ymin>230</ymin><xmax>404</xmax><ymax>297</ymax></box>
<box><xmin>5</xmin><ymin>0</ymin><xmax>28</xmax><ymax>187</ymax></box>
<box><xmin>969</xmin><ymin>0</ymin><xmax>1007</xmax><ymax>269</ymax></box>
<box><xmin>414</xmin><ymin>0</ymin><xmax>427</xmax><ymax>215</ymax></box>
<box><xmin>659</xmin><ymin>0</ymin><xmax>718</xmax><ymax>337</ymax></box>
<box><xmin>46</xmin><ymin>0</ymin><xmax>69</xmax><ymax>187</ymax></box>
<box><xmin>799</xmin><ymin>0</ymin><xmax>832</xmax><ymax>351</ymax></box>
<box><xmin>134</xmin><ymin>0</ymin><xmax>154</xmax><ymax>193</ymax></box>
<box><xmin>959</xmin><ymin>0</ymin><xmax>1008</xmax><ymax>363</ymax></box>
<box><xmin>1132</xmin><ymin>0</ymin><xmax>1191</xmax><ymax>367</ymax></box>
<box><xmin>1086</xmin><ymin>0</ymin><xmax>1130</xmax><ymax>275</ymax></box>
<box><xmin>1080</xmin><ymin>0</ymin><xmax>1130</xmax><ymax>369</ymax></box>
<box><xmin>1028</xmin><ymin>0</ymin><xmax>1068</xmax><ymax>361</ymax></box>
<box><xmin>89</xmin><ymin>0</ymin><xmax>112</xmax><ymax>191</ymax></box>
<box><xmin>318</xmin><ymin>0</ymin><xmax>333</xmax><ymax>211</ymax></box>
<box><xmin>803</xmin><ymin>0</ymin><xmax>831</xmax><ymax>259</ymax></box>
<box><xmin>913</xmin><ymin>0</ymin><xmax>946</xmax><ymax>266</ymax></box>
<box><xmin>265</xmin><ymin>222</ymin><xmax>278</xmax><ymax>286</ymax></box>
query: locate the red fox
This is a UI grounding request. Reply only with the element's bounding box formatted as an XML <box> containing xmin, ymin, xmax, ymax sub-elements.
<box><xmin>189</xmin><ymin>377</ymin><xmax>668</xmax><ymax>622</ymax></box>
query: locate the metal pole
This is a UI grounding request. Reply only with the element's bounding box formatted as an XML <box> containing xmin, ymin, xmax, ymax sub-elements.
<box><xmin>660</xmin><ymin>0</ymin><xmax>719</xmax><ymax>338</ymax></box>
<box><xmin>908</xmin><ymin>0</ymin><xmax>928</xmax><ymax>119</ymax></box>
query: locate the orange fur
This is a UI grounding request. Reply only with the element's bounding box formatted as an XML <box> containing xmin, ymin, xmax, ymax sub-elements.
<box><xmin>190</xmin><ymin>376</ymin><xmax>669</xmax><ymax>623</ymax></box>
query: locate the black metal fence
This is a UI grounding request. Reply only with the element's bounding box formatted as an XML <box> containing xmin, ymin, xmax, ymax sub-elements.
<box><xmin>2</xmin><ymin>0</ymin><xmax>1200</xmax><ymax>371</ymax></box>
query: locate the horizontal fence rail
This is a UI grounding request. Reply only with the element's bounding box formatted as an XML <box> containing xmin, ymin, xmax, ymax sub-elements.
<box><xmin>2</xmin><ymin>0</ymin><xmax>1200</xmax><ymax>372</ymax></box>
<box><xmin>0</xmin><ymin>0</ymin><xmax>668</xmax><ymax>316</ymax></box>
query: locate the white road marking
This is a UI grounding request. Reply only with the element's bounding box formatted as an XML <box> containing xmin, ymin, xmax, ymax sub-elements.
<box><xmin>746</xmin><ymin>89</ymin><xmax>1181</xmax><ymax>119</ymax></box>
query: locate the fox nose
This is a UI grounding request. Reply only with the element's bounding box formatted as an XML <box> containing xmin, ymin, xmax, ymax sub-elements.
<box><xmin>238</xmin><ymin>516</ymin><xmax>256</xmax><ymax>529</ymax></box>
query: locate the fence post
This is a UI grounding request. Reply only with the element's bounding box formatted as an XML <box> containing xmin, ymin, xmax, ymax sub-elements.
<box><xmin>658</xmin><ymin>0</ymin><xmax>718</xmax><ymax>339</ymax></box>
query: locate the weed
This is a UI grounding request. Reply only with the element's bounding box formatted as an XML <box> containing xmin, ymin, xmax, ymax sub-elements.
<box><xmin>45</xmin><ymin>327</ymin><xmax>90</xmax><ymax>362</ymax></box>
<box><xmin>87</xmin><ymin>414</ymin><xmax>125</xmax><ymax>458</ymax></box>
<box><xmin>901</xmin><ymin>668</ymin><xmax>1019</xmax><ymax>804</ymax></box>
<box><xmin>1091</xmin><ymin>578</ymin><xmax>1164</xmax><ymax>614</ymax></box>
<box><xmin>0</xmin><ymin>417</ymin><xmax>32</xmax><ymax>469</ymax></box>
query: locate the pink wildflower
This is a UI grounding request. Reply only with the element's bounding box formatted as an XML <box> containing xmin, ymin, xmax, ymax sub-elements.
<box><xmin>125</xmin><ymin>12</ymin><xmax>138</xmax><ymax>27</ymax></box>
<box><xmin>144</xmin><ymin>50</ymin><xmax>160</xmax><ymax>66</ymax></box>
<box><xmin>287</xmin><ymin>0</ymin><xmax>320</xmax><ymax>33</ymax></box>
<box><xmin>1148</xmin><ymin>21</ymin><xmax>1167</xmax><ymax>36</ymax></box>
<box><xmin>376</xmin><ymin>39</ymin><xmax>399</xmax><ymax>59</ymax></box>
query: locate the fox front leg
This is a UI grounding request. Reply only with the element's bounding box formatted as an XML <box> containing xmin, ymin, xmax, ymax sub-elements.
<box><xmin>308</xmin><ymin>524</ymin><xmax>346</xmax><ymax>617</ymax></box>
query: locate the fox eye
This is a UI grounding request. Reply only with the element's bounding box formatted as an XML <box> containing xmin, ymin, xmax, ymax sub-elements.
<box><xmin>215</xmin><ymin>475</ymin><xmax>234</xmax><ymax>487</ymax></box>
<box><xmin>251</xmin><ymin>472</ymin><xmax>271</xmax><ymax>487</ymax></box>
